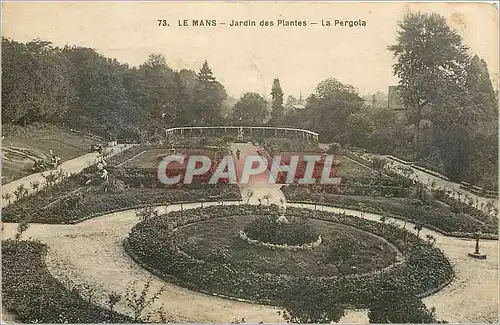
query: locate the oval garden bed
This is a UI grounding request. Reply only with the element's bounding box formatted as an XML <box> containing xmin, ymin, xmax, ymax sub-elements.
<box><xmin>125</xmin><ymin>204</ymin><xmax>454</xmax><ymax>308</ymax></box>
<box><xmin>172</xmin><ymin>214</ymin><xmax>400</xmax><ymax>277</ymax></box>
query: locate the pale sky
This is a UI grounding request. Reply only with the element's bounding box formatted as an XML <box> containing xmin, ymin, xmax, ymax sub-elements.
<box><xmin>2</xmin><ymin>1</ymin><xmax>498</xmax><ymax>99</ymax></box>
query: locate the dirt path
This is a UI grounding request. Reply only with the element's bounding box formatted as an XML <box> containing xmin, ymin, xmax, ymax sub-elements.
<box><xmin>2</xmin><ymin>200</ymin><xmax>497</xmax><ymax>323</ymax></box>
<box><xmin>382</xmin><ymin>156</ymin><xmax>496</xmax><ymax>213</ymax></box>
<box><xmin>230</xmin><ymin>142</ymin><xmax>286</xmax><ymax>207</ymax></box>
<box><xmin>1</xmin><ymin>144</ymin><xmax>135</xmax><ymax>207</ymax></box>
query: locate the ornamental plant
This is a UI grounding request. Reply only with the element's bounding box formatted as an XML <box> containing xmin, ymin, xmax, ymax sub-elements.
<box><xmin>243</xmin><ymin>215</ymin><xmax>319</xmax><ymax>246</ymax></box>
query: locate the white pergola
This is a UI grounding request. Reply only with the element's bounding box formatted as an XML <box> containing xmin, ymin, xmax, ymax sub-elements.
<box><xmin>165</xmin><ymin>126</ymin><xmax>319</xmax><ymax>142</ymax></box>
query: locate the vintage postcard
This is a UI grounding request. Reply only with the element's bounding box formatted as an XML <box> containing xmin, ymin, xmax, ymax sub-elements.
<box><xmin>1</xmin><ymin>1</ymin><xmax>498</xmax><ymax>324</ymax></box>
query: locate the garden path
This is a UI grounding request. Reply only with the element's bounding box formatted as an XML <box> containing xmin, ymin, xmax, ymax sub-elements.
<box><xmin>230</xmin><ymin>142</ymin><xmax>287</xmax><ymax>208</ymax></box>
<box><xmin>3</xmin><ymin>200</ymin><xmax>497</xmax><ymax>323</ymax></box>
<box><xmin>383</xmin><ymin>157</ymin><xmax>495</xmax><ymax>210</ymax></box>
<box><xmin>317</xmin><ymin>143</ymin><xmax>496</xmax><ymax>214</ymax></box>
<box><xmin>1</xmin><ymin>144</ymin><xmax>135</xmax><ymax>207</ymax></box>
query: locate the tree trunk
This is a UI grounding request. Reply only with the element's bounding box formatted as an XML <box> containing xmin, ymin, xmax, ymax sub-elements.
<box><xmin>414</xmin><ymin>121</ymin><xmax>420</xmax><ymax>146</ymax></box>
<box><xmin>413</xmin><ymin>104</ymin><xmax>422</xmax><ymax>148</ymax></box>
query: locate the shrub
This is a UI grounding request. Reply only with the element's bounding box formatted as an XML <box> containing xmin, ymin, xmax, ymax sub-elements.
<box><xmin>3</xmin><ymin>185</ymin><xmax>240</xmax><ymax>224</ymax></box>
<box><xmin>2</xmin><ymin>240</ymin><xmax>133</xmax><ymax>323</ymax></box>
<box><xmin>327</xmin><ymin>143</ymin><xmax>342</xmax><ymax>155</ymax></box>
<box><xmin>244</xmin><ymin>216</ymin><xmax>319</xmax><ymax>246</ymax></box>
<box><xmin>284</xmin><ymin>192</ymin><xmax>494</xmax><ymax>236</ymax></box>
<box><xmin>368</xmin><ymin>282</ymin><xmax>441</xmax><ymax>323</ymax></box>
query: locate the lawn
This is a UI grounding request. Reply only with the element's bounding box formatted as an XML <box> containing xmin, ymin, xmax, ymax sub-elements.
<box><xmin>336</xmin><ymin>155</ymin><xmax>378</xmax><ymax>178</ymax></box>
<box><xmin>119</xmin><ymin>148</ymin><xmax>225</xmax><ymax>169</ymax></box>
<box><xmin>2</xmin><ymin>126</ymin><xmax>99</xmax><ymax>183</ymax></box>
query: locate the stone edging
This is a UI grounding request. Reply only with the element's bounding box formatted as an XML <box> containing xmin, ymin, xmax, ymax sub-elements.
<box><xmin>239</xmin><ymin>230</ymin><xmax>322</xmax><ymax>250</ymax></box>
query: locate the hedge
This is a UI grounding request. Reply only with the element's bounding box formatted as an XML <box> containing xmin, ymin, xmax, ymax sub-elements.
<box><xmin>2</xmin><ymin>240</ymin><xmax>134</xmax><ymax>323</ymax></box>
<box><xmin>2</xmin><ymin>185</ymin><xmax>241</xmax><ymax>224</ymax></box>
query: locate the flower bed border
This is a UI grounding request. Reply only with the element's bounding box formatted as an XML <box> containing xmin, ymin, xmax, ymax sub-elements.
<box><xmin>239</xmin><ymin>230</ymin><xmax>323</xmax><ymax>250</ymax></box>
<box><xmin>289</xmin><ymin>199</ymin><xmax>498</xmax><ymax>240</ymax></box>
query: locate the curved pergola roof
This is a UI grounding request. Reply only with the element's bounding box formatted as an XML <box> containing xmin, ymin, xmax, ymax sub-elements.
<box><xmin>165</xmin><ymin>126</ymin><xmax>319</xmax><ymax>141</ymax></box>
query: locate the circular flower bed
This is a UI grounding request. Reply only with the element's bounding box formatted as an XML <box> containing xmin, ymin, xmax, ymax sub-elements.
<box><xmin>125</xmin><ymin>204</ymin><xmax>454</xmax><ymax>308</ymax></box>
<box><xmin>172</xmin><ymin>214</ymin><xmax>398</xmax><ymax>277</ymax></box>
<box><xmin>243</xmin><ymin>216</ymin><xmax>320</xmax><ymax>246</ymax></box>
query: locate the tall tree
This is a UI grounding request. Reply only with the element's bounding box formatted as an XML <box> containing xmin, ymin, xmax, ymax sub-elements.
<box><xmin>466</xmin><ymin>55</ymin><xmax>497</xmax><ymax>117</ymax></box>
<box><xmin>138</xmin><ymin>54</ymin><xmax>176</xmax><ymax>134</ymax></box>
<box><xmin>346</xmin><ymin>111</ymin><xmax>375</xmax><ymax>148</ymax></box>
<box><xmin>192</xmin><ymin>60</ymin><xmax>227</xmax><ymax>125</ymax></box>
<box><xmin>388</xmin><ymin>12</ymin><xmax>470</xmax><ymax>146</ymax></box>
<box><xmin>270</xmin><ymin>78</ymin><xmax>284</xmax><ymax>125</ymax></box>
<box><xmin>232</xmin><ymin>92</ymin><xmax>267</xmax><ymax>125</ymax></box>
<box><xmin>171</xmin><ymin>72</ymin><xmax>190</xmax><ymax>126</ymax></box>
<box><xmin>304</xmin><ymin>78</ymin><xmax>364</xmax><ymax>142</ymax></box>
<box><xmin>2</xmin><ymin>38</ymin><xmax>74</xmax><ymax>125</ymax></box>
<box><xmin>63</xmin><ymin>45</ymin><xmax>139</xmax><ymax>138</ymax></box>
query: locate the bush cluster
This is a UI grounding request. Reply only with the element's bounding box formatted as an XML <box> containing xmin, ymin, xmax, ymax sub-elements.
<box><xmin>2</xmin><ymin>240</ymin><xmax>134</xmax><ymax>323</ymax></box>
<box><xmin>244</xmin><ymin>216</ymin><xmax>319</xmax><ymax>246</ymax></box>
<box><xmin>3</xmin><ymin>186</ymin><xmax>240</xmax><ymax>224</ymax></box>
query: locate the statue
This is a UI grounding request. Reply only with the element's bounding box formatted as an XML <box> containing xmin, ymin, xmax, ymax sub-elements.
<box><xmin>96</xmin><ymin>155</ymin><xmax>107</xmax><ymax>170</ymax></box>
<box><xmin>276</xmin><ymin>198</ymin><xmax>289</xmax><ymax>224</ymax></box>
<box><xmin>237</xmin><ymin>126</ymin><xmax>244</xmax><ymax>140</ymax></box>
<box><xmin>101</xmin><ymin>168</ymin><xmax>109</xmax><ymax>181</ymax></box>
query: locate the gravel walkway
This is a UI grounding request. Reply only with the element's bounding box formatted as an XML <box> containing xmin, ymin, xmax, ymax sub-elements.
<box><xmin>1</xmin><ymin>144</ymin><xmax>136</xmax><ymax>207</ymax></box>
